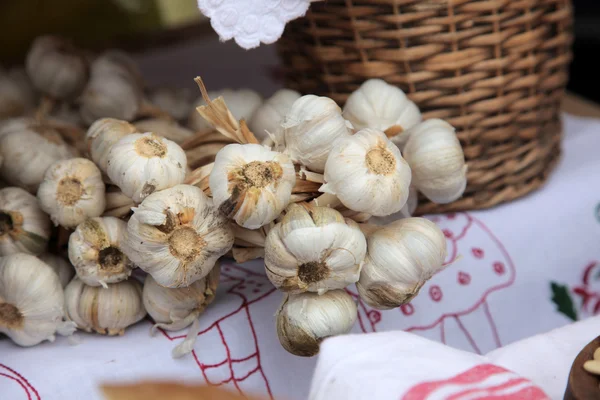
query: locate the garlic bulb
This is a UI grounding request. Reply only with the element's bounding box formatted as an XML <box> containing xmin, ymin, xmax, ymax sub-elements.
<box><xmin>65</xmin><ymin>277</ymin><xmax>146</xmax><ymax>335</ymax></box>
<box><xmin>210</xmin><ymin>143</ymin><xmax>296</xmax><ymax>229</ymax></box>
<box><xmin>68</xmin><ymin>217</ymin><xmax>134</xmax><ymax>288</ymax></box>
<box><xmin>0</xmin><ymin>253</ymin><xmax>75</xmax><ymax>346</ymax></box>
<box><xmin>80</xmin><ymin>50</ymin><xmax>143</xmax><ymax>124</ymax></box>
<box><xmin>143</xmin><ymin>263</ymin><xmax>220</xmax><ymax>358</ymax></box>
<box><xmin>321</xmin><ymin>128</ymin><xmax>412</xmax><ymax>216</ymax></box>
<box><xmin>369</xmin><ymin>185</ymin><xmax>419</xmax><ymax>225</ymax></box>
<box><xmin>38</xmin><ymin>253</ymin><xmax>75</xmax><ymax>288</ymax></box>
<box><xmin>283</xmin><ymin>95</ymin><xmax>353</xmax><ymax>173</ymax></box>
<box><xmin>188</xmin><ymin>88</ymin><xmax>262</xmax><ymax>134</ymax></box>
<box><xmin>0</xmin><ymin>123</ymin><xmax>74</xmax><ymax>192</ymax></box>
<box><xmin>134</xmin><ymin>118</ymin><xmax>194</xmax><ymax>144</ymax></box>
<box><xmin>123</xmin><ymin>185</ymin><xmax>233</xmax><ymax>288</ymax></box>
<box><xmin>149</xmin><ymin>87</ymin><xmax>193</xmax><ymax>122</ymax></box>
<box><xmin>25</xmin><ymin>35</ymin><xmax>88</xmax><ymax>99</ymax></box>
<box><xmin>342</xmin><ymin>79</ymin><xmax>421</xmax><ymax>149</ymax></box>
<box><xmin>0</xmin><ymin>187</ymin><xmax>51</xmax><ymax>256</ymax></box>
<box><xmin>107</xmin><ymin>132</ymin><xmax>187</xmax><ymax>203</ymax></box>
<box><xmin>86</xmin><ymin>118</ymin><xmax>137</xmax><ymax>176</ymax></box>
<box><xmin>265</xmin><ymin>203</ymin><xmax>366</xmax><ymax>294</ymax></box>
<box><xmin>276</xmin><ymin>290</ymin><xmax>357</xmax><ymax>357</ymax></box>
<box><xmin>249</xmin><ymin>88</ymin><xmax>301</xmax><ymax>144</ymax></box>
<box><xmin>356</xmin><ymin>217</ymin><xmax>447</xmax><ymax>310</ymax></box>
<box><xmin>37</xmin><ymin>158</ymin><xmax>106</xmax><ymax>228</ymax></box>
<box><xmin>403</xmin><ymin>119</ymin><xmax>467</xmax><ymax>204</ymax></box>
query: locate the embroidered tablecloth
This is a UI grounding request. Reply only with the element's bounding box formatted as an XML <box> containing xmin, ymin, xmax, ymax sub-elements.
<box><xmin>2</xmin><ymin>113</ymin><xmax>600</xmax><ymax>399</ymax></box>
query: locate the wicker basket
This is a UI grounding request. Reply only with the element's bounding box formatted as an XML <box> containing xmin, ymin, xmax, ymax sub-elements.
<box><xmin>276</xmin><ymin>0</ymin><xmax>573</xmax><ymax>215</ymax></box>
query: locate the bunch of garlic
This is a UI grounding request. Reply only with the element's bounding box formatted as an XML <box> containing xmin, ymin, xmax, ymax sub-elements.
<box><xmin>143</xmin><ymin>263</ymin><xmax>220</xmax><ymax>358</ymax></box>
<box><xmin>65</xmin><ymin>277</ymin><xmax>146</xmax><ymax>336</ymax></box>
<box><xmin>0</xmin><ymin>253</ymin><xmax>76</xmax><ymax>346</ymax></box>
<box><xmin>123</xmin><ymin>185</ymin><xmax>233</xmax><ymax>288</ymax></box>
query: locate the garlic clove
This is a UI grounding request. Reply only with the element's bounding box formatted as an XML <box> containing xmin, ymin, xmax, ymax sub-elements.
<box><xmin>402</xmin><ymin>119</ymin><xmax>467</xmax><ymax>204</ymax></box>
<box><xmin>123</xmin><ymin>184</ymin><xmax>233</xmax><ymax>288</ymax></box>
<box><xmin>0</xmin><ymin>187</ymin><xmax>51</xmax><ymax>256</ymax></box>
<box><xmin>25</xmin><ymin>35</ymin><xmax>89</xmax><ymax>100</ymax></box>
<box><xmin>86</xmin><ymin>118</ymin><xmax>137</xmax><ymax>177</ymax></box>
<box><xmin>282</xmin><ymin>94</ymin><xmax>353</xmax><ymax>173</ymax></box>
<box><xmin>209</xmin><ymin>143</ymin><xmax>296</xmax><ymax>229</ymax></box>
<box><xmin>107</xmin><ymin>132</ymin><xmax>187</xmax><ymax>203</ymax></box>
<box><xmin>188</xmin><ymin>88</ymin><xmax>263</xmax><ymax>134</ymax></box>
<box><xmin>0</xmin><ymin>253</ymin><xmax>75</xmax><ymax>346</ymax></box>
<box><xmin>65</xmin><ymin>276</ymin><xmax>146</xmax><ymax>336</ymax></box>
<box><xmin>356</xmin><ymin>217</ymin><xmax>447</xmax><ymax>310</ymax></box>
<box><xmin>37</xmin><ymin>158</ymin><xmax>106</xmax><ymax>228</ymax></box>
<box><xmin>321</xmin><ymin>128</ymin><xmax>412</xmax><ymax>217</ymax></box>
<box><xmin>38</xmin><ymin>253</ymin><xmax>75</xmax><ymax>288</ymax></box>
<box><xmin>249</xmin><ymin>88</ymin><xmax>301</xmax><ymax>145</ymax></box>
<box><xmin>68</xmin><ymin>217</ymin><xmax>135</xmax><ymax>288</ymax></box>
<box><xmin>342</xmin><ymin>79</ymin><xmax>422</xmax><ymax>150</ymax></box>
<box><xmin>265</xmin><ymin>203</ymin><xmax>366</xmax><ymax>294</ymax></box>
<box><xmin>276</xmin><ymin>290</ymin><xmax>357</xmax><ymax>357</ymax></box>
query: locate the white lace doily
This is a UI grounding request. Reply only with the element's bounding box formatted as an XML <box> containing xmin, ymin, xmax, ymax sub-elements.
<box><xmin>197</xmin><ymin>0</ymin><xmax>315</xmax><ymax>49</ymax></box>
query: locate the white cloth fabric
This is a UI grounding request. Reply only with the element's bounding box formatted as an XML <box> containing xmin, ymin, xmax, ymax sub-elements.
<box><xmin>2</xmin><ymin>112</ymin><xmax>600</xmax><ymax>399</ymax></box>
<box><xmin>196</xmin><ymin>0</ymin><xmax>314</xmax><ymax>49</ymax></box>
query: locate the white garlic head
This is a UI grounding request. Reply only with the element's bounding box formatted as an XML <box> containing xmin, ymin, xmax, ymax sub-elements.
<box><xmin>283</xmin><ymin>95</ymin><xmax>353</xmax><ymax>172</ymax></box>
<box><xmin>86</xmin><ymin>118</ymin><xmax>137</xmax><ymax>176</ymax></box>
<box><xmin>342</xmin><ymin>79</ymin><xmax>422</xmax><ymax>149</ymax></box>
<box><xmin>276</xmin><ymin>290</ymin><xmax>357</xmax><ymax>357</ymax></box>
<box><xmin>403</xmin><ymin>119</ymin><xmax>467</xmax><ymax>204</ymax></box>
<box><xmin>37</xmin><ymin>158</ymin><xmax>106</xmax><ymax>228</ymax></box>
<box><xmin>0</xmin><ymin>253</ymin><xmax>75</xmax><ymax>346</ymax></box>
<box><xmin>38</xmin><ymin>253</ymin><xmax>75</xmax><ymax>288</ymax></box>
<box><xmin>357</xmin><ymin>217</ymin><xmax>447</xmax><ymax>310</ymax></box>
<box><xmin>321</xmin><ymin>128</ymin><xmax>412</xmax><ymax>216</ymax></box>
<box><xmin>210</xmin><ymin>143</ymin><xmax>296</xmax><ymax>229</ymax></box>
<box><xmin>249</xmin><ymin>88</ymin><xmax>301</xmax><ymax>144</ymax></box>
<box><xmin>123</xmin><ymin>185</ymin><xmax>234</xmax><ymax>288</ymax></box>
<box><xmin>68</xmin><ymin>217</ymin><xmax>134</xmax><ymax>288</ymax></box>
<box><xmin>0</xmin><ymin>123</ymin><xmax>74</xmax><ymax>192</ymax></box>
<box><xmin>25</xmin><ymin>35</ymin><xmax>88</xmax><ymax>99</ymax></box>
<box><xmin>188</xmin><ymin>88</ymin><xmax>263</xmax><ymax>134</ymax></box>
<box><xmin>265</xmin><ymin>203</ymin><xmax>367</xmax><ymax>294</ymax></box>
<box><xmin>65</xmin><ymin>277</ymin><xmax>146</xmax><ymax>336</ymax></box>
<box><xmin>0</xmin><ymin>187</ymin><xmax>51</xmax><ymax>256</ymax></box>
<box><xmin>134</xmin><ymin>118</ymin><xmax>194</xmax><ymax>144</ymax></box>
<box><xmin>80</xmin><ymin>50</ymin><xmax>143</xmax><ymax>124</ymax></box>
<box><xmin>107</xmin><ymin>132</ymin><xmax>187</xmax><ymax>203</ymax></box>
<box><xmin>149</xmin><ymin>87</ymin><xmax>193</xmax><ymax>122</ymax></box>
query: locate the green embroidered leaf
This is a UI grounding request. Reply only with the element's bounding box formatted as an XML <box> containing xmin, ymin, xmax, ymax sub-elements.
<box><xmin>551</xmin><ymin>282</ymin><xmax>578</xmax><ymax>321</ymax></box>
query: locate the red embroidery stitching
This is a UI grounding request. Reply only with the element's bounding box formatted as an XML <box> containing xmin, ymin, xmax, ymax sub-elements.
<box><xmin>0</xmin><ymin>364</ymin><xmax>40</xmax><ymax>400</ymax></box>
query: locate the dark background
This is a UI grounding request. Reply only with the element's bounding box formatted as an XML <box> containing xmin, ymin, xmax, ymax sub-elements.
<box><xmin>568</xmin><ymin>0</ymin><xmax>600</xmax><ymax>103</ymax></box>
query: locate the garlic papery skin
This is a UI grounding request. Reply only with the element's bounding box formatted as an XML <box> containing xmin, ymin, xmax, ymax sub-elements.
<box><xmin>209</xmin><ymin>143</ymin><xmax>296</xmax><ymax>229</ymax></box>
<box><xmin>264</xmin><ymin>203</ymin><xmax>366</xmax><ymax>294</ymax></box>
<box><xmin>107</xmin><ymin>132</ymin><xmax>187</xmax><ymax>203</ymax></box>
<box><xmin>282</xmin><ymin>95</ymin><xmax>353</xmax><ymax>173</ymax></box>
<box><xmin>356</xmin><ymin>217</ymin><xmax>447</xmax><ymax>310</ymax></box>
<box><xmin>25</xmin><ymin>35</ymin><xmax>88</xmax><ymax>100</ymax></box>
<box><xmin>276</xmin><ymin>290</ymin><xmax>357</xmax><ymax>357</ymax></box>
<box><xmin>134</xmin><ymin>118</ymin><xmax>194</xmax><ymax>144</ymax></box>
<box><xmin>37</xmin><ymin>158</ymin><xmax>106</xmax><ymax>228</ymax></box>
<box><xmin>320</xmin><ymin>128</ymin><xmax>412</xmax><ymax>217</ymax></box>
<box><xmin>342</xmin><ymin>79</ymin><xmax>422</xmax><ymax>149</ymax></box>
<box><xmin>80</xmin><ymin>50</ymin><xmax>143</xmax><ymax>124</ymax></box>
<box><xmin>68</xmin><ymin>217</ymin><xmax>134</xmax><ymax>288</ymax></box>
<box><xmin>86</xmin><ymin>118</ymin><xmax>137</xmax><ymax>176</ymax></box>
<box><xmin>0</xmin><ymin>253</ymin><xmax>75</xmax><ymax>347</ymax></box>
<box><xmin>123</xmin><ymin>185</ymin><xmax>233</xmax><ymax>288</ymax></box>
<box><xmin>188</xmin><ymin>88</ymin><xmax>263</xmax><ymax>134</ymax></box>
<box><xmin>249</xmin><ymin>88</ymin><xmax>301</xmax><ymax>145</ymax></box>
<box><xmin>65</xmin><ymin>277</ymin><xmax>146</xmax><ymax>336</ymax></box>
<box><xmin>38</xmin><ymin>253</ymin><xmax>75</xmax><ymax>288</ymax></box>
<box><xmin>0</xmin><ymin>124</ymin><xmax>74</xmax><ymax>193</ymax></box>
<box><xmin>402</xmin><ymin>119</ymin><xmax>467</xmax><ymax>204</ymax></box>
<box><xmin>0</xmin><ymin>187</ymin><xmax>51</xmax><ymax>256</ymax></box>
<box><xmin>143</xmin><ymin>263</ymin><xmax>220</xmax><ymax>358</ymax></box>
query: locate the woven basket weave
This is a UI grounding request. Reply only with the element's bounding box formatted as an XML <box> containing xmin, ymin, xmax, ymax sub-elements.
<box><xmin>276</xmin><ymin>0</ymin><xmax>573</xmax><ymax>215</ymax></box>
